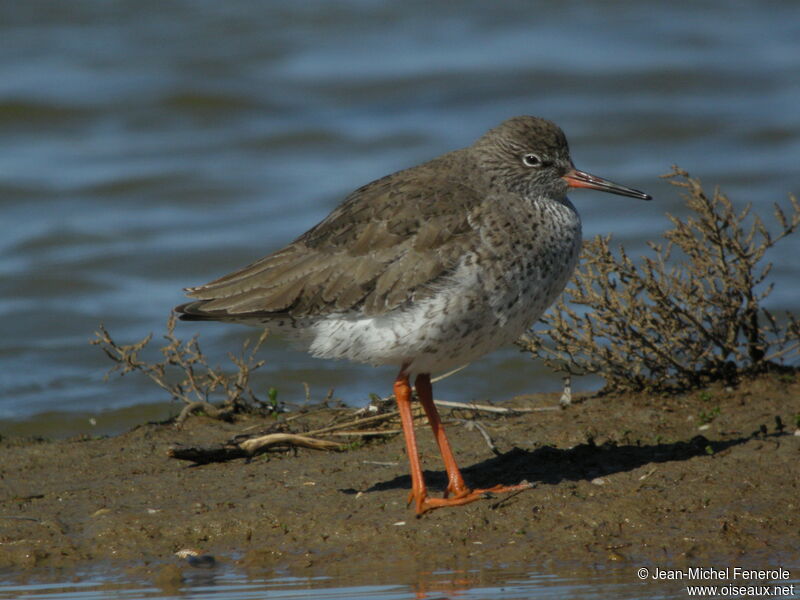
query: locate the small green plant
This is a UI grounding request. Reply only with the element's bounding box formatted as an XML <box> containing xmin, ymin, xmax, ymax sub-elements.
<box><xmin>342</xmin><ymin>439</ymin><xmax>365</xmax><ymax>451</ymax></box>
<box><xmin>698</xmin><ymin>406</ymin><xmax>721</xmax><ymax>425</ymax></box>
<box><xmin>267</xmin><ymin>387</ymin><xmax>280</xmax><ymax>411</ymax></box>
<box><xmin>522</xmin><ymin>166</ymin><xmax>800</xmax><ymax>393</ymax></box>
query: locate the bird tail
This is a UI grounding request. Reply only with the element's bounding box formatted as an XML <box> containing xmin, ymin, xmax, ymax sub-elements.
<box><xmin>174</xmin><ymin>301</ymin><xmax>222</xmax><ymax>322</ymax></box>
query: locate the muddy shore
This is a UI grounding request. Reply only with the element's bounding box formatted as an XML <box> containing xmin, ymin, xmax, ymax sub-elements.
<box><xmin>1</xmin><ymin>372</ymin><xmax>798</xmax><ymax>582</ymax></box>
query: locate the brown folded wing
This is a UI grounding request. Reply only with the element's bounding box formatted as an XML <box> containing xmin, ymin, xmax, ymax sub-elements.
<box><xmin>178</xmin><ymin>162</ymin><xmax>484</xmax><ymax>321</ymax></box>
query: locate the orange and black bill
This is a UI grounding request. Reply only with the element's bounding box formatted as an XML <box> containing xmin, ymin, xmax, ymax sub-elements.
<box><xmin>564</xmin><ymin>169</ymin><xmax>652</xmax><ymax>200</ymax></box>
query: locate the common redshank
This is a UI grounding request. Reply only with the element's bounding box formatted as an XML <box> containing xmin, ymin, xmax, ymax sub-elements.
<box><xmin>176</xmin><ymin>116</ymin><xmax>651</xmax><ymax>514</ymax></box>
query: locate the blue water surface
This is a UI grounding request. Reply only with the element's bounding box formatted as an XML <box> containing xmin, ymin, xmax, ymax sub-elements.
<box><xmin>1</xmin><ymin>0</ymin><xmax>799</xmax><ymax>431</ymax></box>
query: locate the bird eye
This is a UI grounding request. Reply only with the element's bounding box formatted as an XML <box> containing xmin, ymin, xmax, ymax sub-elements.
<box><xmin>522</xmin><ymin>153</ymin><xmax>543</xmax><ymax>168</ymax></box>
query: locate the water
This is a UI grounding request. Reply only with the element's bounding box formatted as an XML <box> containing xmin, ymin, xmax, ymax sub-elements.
<box><xmin>0</xmin><ymin>565</ymin><xmax>758</xmax><ymax>600</ymax></box>
<box><xmin>2</xmin><ymin>2</ymin><xmax>799</xmax><ymax>430</ymax></box>
<box><xmin>2</xmin><ymin>566</ymin><xmax>797</xmax><ymax>600</ymax></box>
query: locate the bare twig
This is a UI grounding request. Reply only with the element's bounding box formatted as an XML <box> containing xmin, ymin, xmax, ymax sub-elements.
<box><xmin>458</xmin><ymin>419</ymin><xmax>500</xmax><ymax>455</ymax></box>
<box><xmin>239</xmin><ymin>433</ymin><xmax>343</xmax><ymax>453</ymax></box>
<box><xmin>430</xmin><ymin>364</ymin><xmax>469</xmax><ymax>384</ymax></box>
<box><xmin>174</xmin><ymin>401</ymin><xmax>232</xmax><ymax>427</ymax></box>
<box><xmin>306</xmin><ymin>410</ymin><xmax>402</xmax><ymax>436</ymax></box>
<box><xmin>168</xmin><ymin>432</ymin><xmax>344</xmax><ymax>463</ymax></box>
<box><xmin>92</xmin><ymin>315</ymin><xmax>278</xmax><ymax>424</ymax></box>
<box><xmin>328</xmin><ymin>429</ymin><xmax>402</xmax><ymax>437</ymax></box>
<box><xmin>433</xmin><ymin>399</ymin><xmax>560</xmax><ymax>413</ymax></box>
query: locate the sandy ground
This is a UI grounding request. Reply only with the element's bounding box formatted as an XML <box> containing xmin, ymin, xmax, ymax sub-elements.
<box><xmin>1</xmin><ymin>372</ymin><xmax>798</xmax><ymax>584</ymax></box>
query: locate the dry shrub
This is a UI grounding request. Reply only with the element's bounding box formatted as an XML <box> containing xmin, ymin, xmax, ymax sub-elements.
<box><xmin>521</xmin><ymin>166</ymin><xmax>800</xmax><ymax>393</ymax></box>
<box><xmin>92</xmin><ymin>314</ymin><xmax>277</xmax><ymax>422</ymax></box>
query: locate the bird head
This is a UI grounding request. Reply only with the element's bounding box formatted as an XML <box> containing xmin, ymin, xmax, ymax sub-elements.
<box><xmin>473</xmin><ymin>116</ymin><xmax>651</xmax><ymax>202</ymax></box>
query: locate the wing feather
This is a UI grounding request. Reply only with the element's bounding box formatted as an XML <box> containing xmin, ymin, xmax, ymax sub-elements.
<box><xmin>177</xmin><ymin>155</ymin><xmax>483</xmax><ymax>321</ymax></box>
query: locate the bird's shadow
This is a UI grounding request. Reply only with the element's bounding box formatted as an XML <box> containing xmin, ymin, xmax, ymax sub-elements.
<box><xmin>351</xmin><ymin>429</ymin><xmax>781</xmax><ymax>496</ymax></box>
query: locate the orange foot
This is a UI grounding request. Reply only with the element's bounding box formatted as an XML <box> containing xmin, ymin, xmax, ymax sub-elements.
<box><xmin>410</xmin><ymin>482</ymin><xmax>533</xmax><ymax>515</ymax></box>
<box><xmin>395</xmin><ymin>371</ymin><xmax>536</xmax><ymax>515</ymax></box>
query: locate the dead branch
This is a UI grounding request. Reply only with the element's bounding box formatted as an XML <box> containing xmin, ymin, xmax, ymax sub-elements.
<box><xmin>92</xmin><ymin>315</ymin><xmax>277</xmax><ymax>424</ymax></box>
<box><xmin>306</xmin><ymin>410</ymin><xmax>401</xmax><ymax>435</ymax></box>
<box><xmin>328</xmin><ymin>429</ymin><xmax>402</xmax><ymax>437</ymax></box>
<box><xmin>239</xmin><ymin>433</ymin><xmax>343</xmax><ymax>453</ymax></box>
<box><xmin>174</xmin><ymin>401</ymin><xmax>233</xmax><ymax>427</ymax></box>
<box><xmin>168</xmin><ymin>443</ymin><xmax>250</xmax><ymax>463</ymax></box>
<box><xmin>169</xmin><ymin>432</ymin><xmax>344</xmax><ymax>464</ymax></box>
<box><xmin>457</xmin><ymin>419</ymin><xmax>500</xmax><ymax>455</ymax></box>
<box><xmin>433</xmin><ymin>399</ymin><xmax>560</xmax><ymax>413</ymax></box>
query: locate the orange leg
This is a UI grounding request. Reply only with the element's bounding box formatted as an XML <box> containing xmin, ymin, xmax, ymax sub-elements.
<box><xmin>416</xmin><ymin>373</ymin><xmax>532</xmax><ymax>506</ymax></box>
<box><xmin>394</xmin><ymin>369</ymin><xmax>532</xmax><ymax>515</ymax></box>
<box><xmin>394</xmin><ymin>371</ymin><xmax>427</xmax><ymax>513</ymax></box>
<box><xmin>414</xmin><ymin>373</ymin><xmax>469</xmax><ymax>497</ymax></box>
